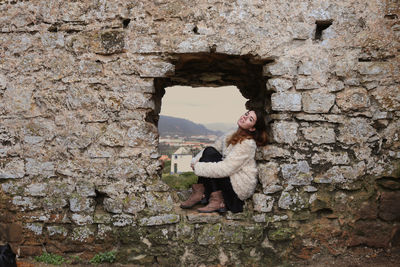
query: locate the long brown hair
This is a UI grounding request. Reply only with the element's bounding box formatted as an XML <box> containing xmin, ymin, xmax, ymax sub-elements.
<box><xmin>227</xmin><ymin>110</ymin><xmax>268</xmax><ymax>146</ymax></box>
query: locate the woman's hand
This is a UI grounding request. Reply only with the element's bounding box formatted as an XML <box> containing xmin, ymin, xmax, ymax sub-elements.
<box><xmin>191</xmin><ymin>162</ymin><xmax>195</xmax><ymax>170</ymax></box>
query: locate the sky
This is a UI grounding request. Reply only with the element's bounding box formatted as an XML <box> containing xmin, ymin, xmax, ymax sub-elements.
<box><xmin>160</xmin><ymin>85</ymin><xmax>247</xmax><ymax>125</ymax></box>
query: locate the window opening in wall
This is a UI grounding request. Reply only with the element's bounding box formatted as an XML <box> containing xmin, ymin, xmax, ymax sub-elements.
<box><xmin>152</xmin><ymin>52</ymin><xmax>274</xmax><ymax>189</ymax></box>
<box><xmin>158</xmin><ymin>85</ymin><xmax>247</xmax><ymax>186</ymax></box>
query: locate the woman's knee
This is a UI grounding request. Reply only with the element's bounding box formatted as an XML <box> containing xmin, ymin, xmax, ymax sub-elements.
<box><xmin>201</xmin><ymin>146</ymin><xmax>222</xmax><ymax>161</ymax></box>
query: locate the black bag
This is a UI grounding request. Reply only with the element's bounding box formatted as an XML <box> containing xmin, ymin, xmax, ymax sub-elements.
<box><xmin>0</xmin><ymin>244</ymin><xmax>17</xmax><ymax>267</ymax></box>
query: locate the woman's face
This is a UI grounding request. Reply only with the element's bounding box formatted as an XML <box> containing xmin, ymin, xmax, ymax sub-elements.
<box><xmin>237</xmin><ymin>110</ymin><xmax>257</xmax><ymax>132</ymax></box>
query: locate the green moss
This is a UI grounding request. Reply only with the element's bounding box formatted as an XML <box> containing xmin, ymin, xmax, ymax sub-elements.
<box><xmin>90</xmin><ymin>251</ymin><xmax>116</xmax><ymax>264</ymax></box>
<box><xmin>35</xmin><ymin>253</ymin><xmax>65</xmax><ymax>265</ymax></box>
<box><xmin>115</xmin><ymin>226</ymin><xmax>143</xmax><ymax>244</ymax></box>
<box><xmin>268</xmin><ymin>228</ymin><xmax>295</xmax><ymax>241</ymax></box>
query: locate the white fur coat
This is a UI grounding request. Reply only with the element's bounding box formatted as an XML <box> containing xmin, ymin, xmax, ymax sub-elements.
<box><xmin>192</xmin><ymin>131</ymin><xmax>258</xmax><ymax>200</ymax></box>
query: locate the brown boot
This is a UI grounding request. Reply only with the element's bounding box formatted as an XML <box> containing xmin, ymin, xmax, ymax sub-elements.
<box><xmin>197</xmin><ymin>190</ymin><xmax>227</xmax><ymax>213</ymax></box>
<box><xmin>180</xmin><ymin>184</ymin><xmax>205</xmax><ymax>209</ymax></box>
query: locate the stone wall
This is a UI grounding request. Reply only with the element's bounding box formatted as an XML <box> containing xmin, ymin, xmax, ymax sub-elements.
<box><xmin>0</xmin><ymin>0</ymin><xmax>399</xmax><ymax>265</ymax></box>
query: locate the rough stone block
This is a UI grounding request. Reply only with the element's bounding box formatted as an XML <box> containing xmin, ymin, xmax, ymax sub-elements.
<box><xmin>47</xmin><ymin>225</ymin><xmax>68</xmax><ymax>239</ymax></box>
<box><xmin>123</xmin><ymin>92</ymin><xmax>155</xmax><ymax>110</ymax></box>
<box><xmin>69</xmin><ymin>196</ymin><xmax>95</xmax><ymax>213</ymax></box>
<box><xmin>271</xmin><ymin>93</ymin><xmax>302</xmax><ymax>111</ymax></box>
<box><xmin>252</xmin><ymin>194</ymin><xmax>274</xmax><ymax>212</ymax></box>
<box><xmin>198</xmin><ymin>223</ymin><xmax>222</xmax><ymax>245</ymax></box>
<box><xmin>311</xmin><ymin>151</ymin><xmax>350</xmax><ymax>165</ymax></box>
<box><xmin>302</xmin><ymin>93</ymin><xmax>335</xmax><ymax>113</ymax></box>
<box><xmin>71</xmin><ymin>214</ymin><xmax>94</xmax><ymax>225</ymax></box>
<box><xmin>145</xmin><ymin>192</ymin><xmax>174</xmax><ymax>213</ymax></box>
<box><xmin>25</xmin><ymin>159</ymin><xmax>55</xmax><ymax>178</ymax></box>
<box><xmin>19</xmin><ymin>246</ymin><xmax>43</xmax><ymax>257</ymax></box>
<box><xmin>12</xmin><ymin>196</ymin><xmax>39</xmax><ymax>211</ymax></box>
<box><xmin>139</xmin><ymin>214</ymin><xmax>180</xmax><ymax>226</ymax></box>
<box><xmin>370</xmin><ymin>85</ymin><xmax>400</xmax><ymax>111</ymax></box>
<box><xmin>338</xmin><ymin>118</ymin><xmax>376</xmax><ymax>144</ymax></box>
<box><xmin>271</xmin><ymin>121</ymin><xmax>298</xmax><ymax>145</ymax></box>
<box><xmin>379</xmin><ymin>191</ymin><xmax>400</xmax><ymax>221</ymax></box>
<box><xmin>187</xmin><ymin>213</ymin><xmax>222</xmax><ymax>224</ymax></box>
<box><xmin>0</xmin><ymin>159</ymin><xmax>25</xmax><ymax>179</ymax></box>
<box><xmin>123</xmin><ymin>195</ymin><xmax>146</xmax><ymax>214</ymax></box>
<box><xmin>348</xmin><ymin>221</ymin><xmax>394</xmax><ymax>248</ymax></box>
<box><xmin>296</xmin><ymin>77</ymin><xmax>319</xmax><ymax>90</ymax></box>
<box><xmin>93</xmin><ymin>30</ymin><xmax>125</xmax><ymax>55</ymax></box>
<box><xmin>357</xmin><ymin>62</ymin><xmax>390</xmax><ymax>75</ymax></box>
<box><xmin>268</xmin><ymin>228</ymin><xmax>295</xmax><ymax>241</ymax></box>
<box><xmin>278</xmin><ymin>191</ymin><xmax>309</xmax><ymax>211</ymax></box>
<box><xmin>260</xmin><ymin>145</ymin><xmax>291</xmax><ymax>160</ymax></box>
<box><xmin>301</xmin><ymin>126</ymin><xmax>336</xmax><ymax>144</ymax></box>
<box><xmin>70</xmin><ymin>226</ymin><xmax>95</xmax><ymax>243</ymax></box>
<box><xmin>291</xmin><ymin>23</ymin><xmax>313</xmax><ymax>40</ymax></box>
<box><xmin>328</xmin><ymin>80</ymin><xmax>345</xmax><ymax>92</ymax></box>
<box><xmin>258</xmin><ymin>162</ymin><xmax>280</xmax><ymax>190</ymax></box>
<box><xmin>103</xmin><ymin>197</ymin><xmax>123</xmax><ymax>214</ymax></box>
<box><xmin>336</xmin><ymin>87</ymin><xmax>370</xmax><ymax>111</ymax></box>
<box><xmin>267</xmin><ymin>78</ymin><xmax>293</xmax><ymax>92</ymax></box>
<box><xmin>25</xmin><ymin>183</ymin><xmax>47</xmax><ymax>197</ymax></box>
<box><xmin>135</xmin><ymin>56</ymin><xmax>175</xmax><ymax>78</ymax></box>
<box><xmin>281</xmin><ymin>161</ymin><xmax>313</xmax><ymax>185</ymax></box>
<box><xmin>263</xmin><ymin>59</ymin><xmax>297</xmax><ymax>76</ymax></box>
<box><xmin>314</xmin><ymin>162</ymin><xmax>365</xmax><ymax>184</ymax></box>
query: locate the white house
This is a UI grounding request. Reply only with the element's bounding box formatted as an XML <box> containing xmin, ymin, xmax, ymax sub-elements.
<box><xmin>171</xmin><ymin>147</ymin><xmax>193</xmax><ymax>174</ymax></box>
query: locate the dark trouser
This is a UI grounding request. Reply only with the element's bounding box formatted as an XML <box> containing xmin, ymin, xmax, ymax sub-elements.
<box><xmin>197</xmin><ymin>147</ymin><xmax>244</xmax><ymax>213</ymax></box>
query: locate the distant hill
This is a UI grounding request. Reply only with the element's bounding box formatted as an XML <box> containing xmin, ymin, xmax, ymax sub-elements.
<box><xmin>204</xmin><ymin>122</ymin><xmax>237</xmax><ymax>133</ymax></box>
<box><xmin>159</xmin><ymin>115</ymin><xmax>223</xmax><ymax>137</ymax></box>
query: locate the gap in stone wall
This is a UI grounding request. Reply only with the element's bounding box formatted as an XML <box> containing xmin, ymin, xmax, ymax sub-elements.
<box><xmin>152</xmin><ymin>53</ymin><xmax>274</xmax><ymax>127</ymax></box>
<box><xmin>314</xmin><ymin>20</ymin><xmax>333</xmax><ymax>40</ymax></box>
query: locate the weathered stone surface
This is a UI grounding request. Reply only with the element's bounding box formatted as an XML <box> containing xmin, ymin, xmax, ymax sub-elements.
<box><xmin>357</xmin><ymin>62</ymin><xmax>391</xmax><ymax>75</ymax></box>
<box><xmin>112</xmin><ymin>214</ymin><xmax>135</xmax><ymax>227</ymax></box>
<box><xmin>145</xmin><ymin>192</ymin><xmax>174</xmax><ymax>213</ymax></box>
<box><xmin>281</xmin><ymin>161</ymin><xmax>313</xmax><ymax>185</ymax></box>
<box><xmin>139</xmin><ymin>214</ymin><xmax>180</xmax><ymax>226</ymax></box>
<box><xmin>258</xmin><ymin>162</ymin><xmax>280</xmax><ymax>190</ymax></box>
<box><xmin>198</xmin><ymin>224</ymin><xmax>222</xmax><ymax>245</ymax></box>
<box><xmin>25</xmin><ymin>183</ymin><xmax>47</xmax><ymax>197</ymax></box>
<box><xmin>123</xmin><ymin>195</ymin><xmax>146</xmax><ymax>214</ymax></box>
<box><xmin>252</xmin><ymin>194</ymin><xmax>274</xmax><ymax>212</ymax></box>
<box><xmin>260</xmin><ymin>145</ymin><xmax>291</xmax><ymax>160</ymax></box>
<box><xmin>327</xmin><ymin>80</ymin><xmax>345</xmax><ymax>92</ymax></box>
<box><xmin>302</xmin><ymin>93</ymin><xmax>335</xmax><ymax>113</ymax></box>
<box><xmin>267</xmin><ymin>78</ymin><xmax>293</xmax><ymax>92</ymax></box>
<box><xmin>378</xmin><ymin>191</ymin><xmax>400</xmax><ymax>221</ymax></box>
<box><xmin>268</xmin><ymin>228</ymin><xmax>295</xmax><ymax>241</ymax></box>
<box><xmin>311</xmin><ymin>151</ymin><xmax>350</xmax><ymax>165</ymax></box>
<box><xmin>314</xmin><ymin>162</ymin><xmax>366</xmax><ymax>184</ymax></box>
<box><xmin>338</xmin><ymin>118</ymin><xmax>376</xmax><ymax>144</ymax></box>
<box><xmin>186</xmin><ymin>213</ymin><xmax>222</xmax><ymax>224</ymax></box>
<box><xmin>348</xmin><ymin>221</ymin><xmax>394</xmax><ymax>248</ymax></box>
<box><xmin>271</xmin><ymin>121</ymin><xmax>298</xmax><ymax>145</ymax></box>
<box><xmin>26</xmin><ymin>159</ymin><xmax>55</xmax><ymax>178</ymax></box>
<box><xmin>12</xmin><ymin>196</ymin><xmax>39</xmax><ymax>211</ymax></box>
<box><xmin>271</xmin><ymin>93</ymin><xmax>302</xmax><ymax>111</ymax></box>
<box><xmin>71</xmin><ymin>214</ymin><xmax>94</xmax><ymax>225</ymax></box>
<box><xmin>263</xmin><ymin>59</ymin><xmax>297</xmax><ymax>77</ymax></box>
<box><xmin>301</xmin><ymin>126</ymin><xmax>336</xmax><ymax>144</ymax></box>
<box><xmin>296</xmin><ymin>77</ymin><xmax>319</xmax><ymax>90</ymax></box>
<box><xmin>0</xmin><ymin>159</ymin><xmax>25</xmax><ymax>179</ymax></box>
<box><xmin>0</xmin><ymin>0</ymin><xmax>398</xmax><ymax>264</ymax></box>
<box><xmin>336</xmin><ymin>87</ymin><xmax>370</xmax><ymax>111</ymax></box>
<box><xmin>69</xmin><ymin>196</ymin><xmax>95</xmax><ymax>213</ymax></box>
<box><xmin>370</xmin><ymin>85</ymin><xmax>400</xmax><ymax>111</ymax></box>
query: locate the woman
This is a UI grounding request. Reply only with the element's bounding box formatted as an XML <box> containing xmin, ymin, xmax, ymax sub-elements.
<box><xmin>180</xmin><ymin>110</ymin><xmax>268</xmax><ymax>213</ymax></box>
